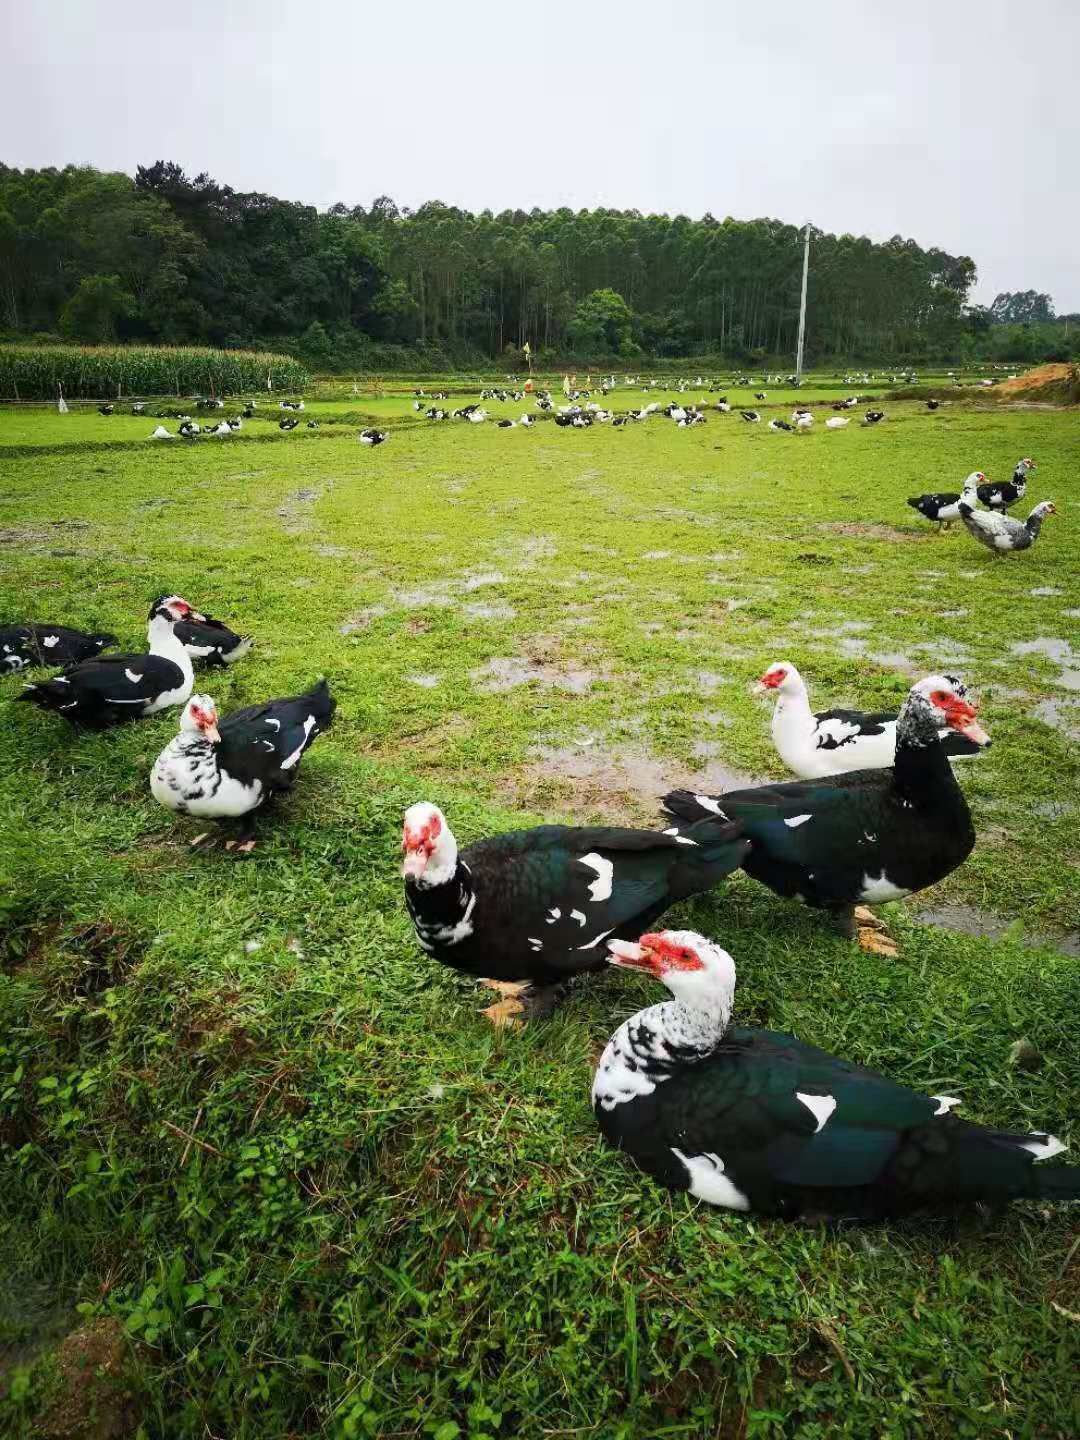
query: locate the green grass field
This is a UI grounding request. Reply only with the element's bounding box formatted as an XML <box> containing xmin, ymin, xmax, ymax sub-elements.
<box><xmin>1</xmin><ymin>379</ymin><xmax>1078</xmax><ymax>1439</ymax></box>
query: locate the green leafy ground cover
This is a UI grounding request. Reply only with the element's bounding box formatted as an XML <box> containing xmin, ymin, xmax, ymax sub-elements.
<box><xmin>1</xmin><ymin>383</ymin><xmax>1077</xmax><ymax>1438</ymax></box>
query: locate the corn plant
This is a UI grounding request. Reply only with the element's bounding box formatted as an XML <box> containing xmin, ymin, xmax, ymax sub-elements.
<box><xmin>0</xmin><ymin>345</ymin><xmax>309</xmax><ymax>399</ymax></box>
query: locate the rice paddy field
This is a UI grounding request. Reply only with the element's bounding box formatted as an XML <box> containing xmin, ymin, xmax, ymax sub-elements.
<box><xmin>1</xmin><ymin>375</ymin><xmax>1078</xmax><ymax>1438</ymax></box>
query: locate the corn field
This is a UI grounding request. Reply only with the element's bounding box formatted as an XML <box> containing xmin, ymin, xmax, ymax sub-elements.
<box><xmin>0</xmin><ymin>345</ymin><xmax>309</xmax><ymax>400</ymax></box>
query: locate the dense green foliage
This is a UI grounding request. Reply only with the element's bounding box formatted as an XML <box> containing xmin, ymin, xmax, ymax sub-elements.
<box><xmin>0</xmin><ymin>343</ymin><xmax>307</xmax><ymax>399</ymax></box>
<box><xmin>0</xmin><ymin>383</ymin><xmax>1078</xmax><ymax>1437</ymax></box>
<box><xmin>8</xmin><ymin>160</ymin><xmax>1069</xmax><ymax>366</ymax></box>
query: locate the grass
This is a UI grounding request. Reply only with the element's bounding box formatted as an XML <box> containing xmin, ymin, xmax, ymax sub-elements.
<box><xmin>0</xmin><ymin>376</ymin><xmax>1078</xmax><ymax>1438</ymax></box>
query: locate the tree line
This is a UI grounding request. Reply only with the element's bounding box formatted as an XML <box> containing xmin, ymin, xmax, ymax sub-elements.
<box><xmin>0</xmin><ymin>161</ymin><xmax>1073</xmax><ymax>367</ymax></box>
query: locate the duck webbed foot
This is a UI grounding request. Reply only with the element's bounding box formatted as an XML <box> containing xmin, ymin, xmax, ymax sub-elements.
<box><xmin>478</xmin><ymin>978</ymin><xmax>568</xmax><ymax>1027</ymax></box>
<box><xmin>853</xmin><ymin>905</ymin><xmax>899</xmax><ymax>957</ymax></box>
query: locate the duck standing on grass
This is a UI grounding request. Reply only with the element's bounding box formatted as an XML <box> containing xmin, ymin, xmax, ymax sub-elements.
<box><xmin>151</xmin><ymin>681</ymin><xmax>335</xmax><ymax>852</ymax></box>
<box><xmin>400</xmin><ymin>802</ymin><xmax>748</xmax><ymax>1025</ymax></box>
<box><xmin>662</xmin><ymin>675</ymin><xmax>988</xmax><ymax>956</ymax></box>
<box><xmin>16</xmin><ymin>596</ymin><xmax>198</xmax><ymax>729</ymax></box>
<box><xmin>594</xmin><ymin>930</ymin><xmax>1077</xmax><ymax>1220</ymax></box>
<box><xmin>958</xmin><ymin>499</ymin><xmax>1056</xmax><ymax>555</ymax></box>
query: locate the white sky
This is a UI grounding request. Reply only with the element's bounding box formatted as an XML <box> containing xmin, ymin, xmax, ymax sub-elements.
<box><xmin>5</xmin><ymin>0</ymin><xmax>1078</xmax><ymax>311</ymax></box>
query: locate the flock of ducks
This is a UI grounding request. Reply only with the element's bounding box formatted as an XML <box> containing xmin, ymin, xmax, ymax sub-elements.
<box><xmin>19</xmin><ymin>375</ymin><xmax>1072</xmax><ymax>1224</ymax></box>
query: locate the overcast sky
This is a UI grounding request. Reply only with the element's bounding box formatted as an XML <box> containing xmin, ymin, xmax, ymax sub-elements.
<box><xmin>5</xmin><ymin>0</ymin><xmax>1078</xmax><ymax>311</ymax></box>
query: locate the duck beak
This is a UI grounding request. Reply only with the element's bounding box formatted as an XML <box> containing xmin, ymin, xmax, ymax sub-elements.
<box><xmin>205</xmin><ymin>723</ymin><xmax>221</xmax><ymax>744</ymax></box>
<box><xmin>607</xmin><ymin>939</ymin><xmax>652</xmax><ymax>971</ymax></box>
<box><xmin>401</xmin><ymin>850</ymin><xmax>427</xmax><ymax>881</ymax></box>
<box><xmin>948</xmin><ymin>699</ymin><xmax>991</xmax><ymax>747</ymax></box>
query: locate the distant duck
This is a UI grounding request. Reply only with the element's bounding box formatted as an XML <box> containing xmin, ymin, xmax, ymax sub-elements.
<box><xmin>520</xmin><ymin>414</ymin><xmax>534</xmax><ymax>427</ymax></box>
<box><xmin>1</xmin><ymin>623</ymin><xmax>117</xmax><ymax>673</ymax></box>
<box><xmin>172</xmin><ymin>606</ymin><xmax>253</xmax><ymax>667</ymax></box>
<box><xmin>715</xmin><ymin>401</ymin><xmax>731</xmax><ymax>413</ymax></box>
<box><xmin>279</xmin><ymin>400</ymin><xmax>305</xmax><ymax>412</ymax></box>
<box><xmin>16</xmin><ymin>596</ymin><xmax>197</xmax><ymax>729</ymax></box>
<box><xmin>360</xmin><ymin>428</ymin><xmax>387</xmax><ymax>445</ymax></box>
<box><xmin>976</xmin><ymin>457</ymin><xmax>1035</xmax><ymax>511</ymax></box>
<box><xmin>666</xmin><ymin>405</ymin><xmax>688</xmax><ymax>423</ymax></box>
<box><xmin>927</xmin><ymin>399</ymin><xmax>941</xmax><ymax>411</ymax></box>
<box><xmin>554</xmin><ymin>414</ymin><xmax>574</xmax><ymax>428</ymax></box>
<box><xmin>98</xmin><ymin>404</ymin><xmax>115</xmax><ymax>416</ymax></box>
<box><xmin>754</xmin><ymin>391</ymin><xmax>768</xmax><ymax>400</ymax></box>
<box><xmin>467</xmin><ymin>408</ymin><xmax>488</xmax><ymax>424</ymax></box>
<box><xmin>595</xmin><ymin>930</ymin><xmax>1078</xmax><ymax>1220</ymax></box>
<box><xmin>794</xmin><ymin>413</ymin><xmax>813</xmax><ymax>431</ymax></box>
<box><xmin>536</xmin><ymin>396</ymin><xmax>554</xmax><ymax>411</ymax></box>
<box><xmin>306</xmin><ymin>420</ymin><xmax>319</xmax><ymax>429</ymax></box>
<box><xmin>151</xmin><ymin>680</ymin><xmax>335</xmax><ymax>851</ymax></box>
<box><xmin>676</xmin><ymin>410</ymin><xmax>705</xmax><ymax>427</ymax></box>
<box><xmin>227</xmin><ymin>417</ymin><xmax>242</xmax><ymax>431</ymax></box>
<box><xmin>757</xmin><ymin>661</ymin><xmax>988</xmax><ymax>778</ymax></box>
<box><xmin>198</xmin><ymin>398</ymin><xmax>225</xmax><ymax>411</ymax></box>
<box><xmin>279</xmin><ymin>418</ymin><xmax>300</xmax><ymax>431</ymax></box>
<box><xmin>863</xmin><ymin>410</ymin><xmax>886</xmax><ymax>424</ymax></box>
<box><xmin>740</xmin><ymin>410</ymin><xmax>761</xmax><ymax>423</ymax></box>
<box><xmin>825</xmin><ymin>416</ymin><xmax>849</xmax><ymax>429</ymax></box>
<box><xmin>426</xmin><ymin>408</ymin><xmax>449</xmax><ymax>421</ymax></box>
<box><xmin>497</xmin><ymin>419</ymin><xmax>516</xmax><ymax>428</ymax></box>
<box><xmin>213</xmin><ymin>421</ymin><xmax>232</xmax><ymax>436</ymax></box>
<box><xmin>907</xmin><ymin>472</ymin><xmax>983</xmax><ymax>530</ymax></box>
<box><xmin>131</xmin><ymin>402</ymin><xmax>146</xmax><ymax>415</ymax></box>
<box><xmin>958</xmin><ymin>498</ymin><xmax>1057</xmax><ymax>555</ymax></box>
<box><xmin>769</xmin><ymin>419</ymin><xmax>794</xmax><ymax>432</ymax></box>
<box><xmin>179</xmin><ymin>421</ymin><xmax>201</xmax><ymax>437</ymax></box>
<box><xmin>243</xmin><ymin>404</ymin><xmax>256</xmax><ymax>418</ymax></box>
<box><xmin>151</xmin><ymin>425</ymin><xmax>175</xmax><ymax>440</ymax></box>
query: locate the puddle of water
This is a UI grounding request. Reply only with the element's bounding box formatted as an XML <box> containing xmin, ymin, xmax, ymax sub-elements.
<box><xmin>700</xmin><ymin>710</ymin><xmax>733</xmax><ymax>727</ymax></box>
<box><xmin>470</xmin><ymin>657</ymin><xmax>600</xmax><ymax>694</ymax></box>
<box><xmin>406</xmin><ymin>674</ymin><xmax>440</xmax><ymax>688</ymax></box>
<box><xmin>1033</xmin><ymin>697</ymin><xmax>1080</xmax><ymax>739</ymax></box>
<box><xmin>1030</xmin><ymin>587</ymin><xmax>1063</xmax><ymax>597</ymax></box>
<box><xmin>462</xmin><ymin>570</ymin><xmax>507</xmax><ymax>591</ymax></box>
<box><xmin>340</xmin><ymin>605</ymin><xmax>387</xmax><ymax>633</ymax></box>
<box><xmin>393</xmin><ymin>584</ymin><xmax>459</xmax><ymax>609</ymax></box>
<box><xmin>462</xmin><ymin>601</ymin><xmax>516</xmax><ymax>621</ymax></box>
<box><xmin>695</xmin><ymin>670</ymin><xmax>730</xmax><ymax>693</ymax></box>
<box><xmin>1012</xmin><ymin>637</ymin><xmax>1073</xmax><ymax>662</ymax></box>
<box><xmin>642</xmin><ymin>550</ymin><xmax>672</xmax><ymax>560</ymax></box>
<box><xmin>912</xmin><ymin>903</ymin><xmax>1080</xmax><ymax>958</ymax></box>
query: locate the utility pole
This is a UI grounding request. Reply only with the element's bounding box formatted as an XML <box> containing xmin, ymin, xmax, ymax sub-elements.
<box><xmin>795</xmin><ymin>223</ymin><xmax>811</xmax><ymax>383</ymax></box>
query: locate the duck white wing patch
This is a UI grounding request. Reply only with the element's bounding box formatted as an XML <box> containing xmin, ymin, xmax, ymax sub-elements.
<box><xmin>43</xmin><ymin>635</ymin><xmax>59</xmax><ymax>648</ymax></box>
<box><xmin>693</xmin><ymin>794</ymin><xmax>729</xmax><ymax>818</ymax></box>
<box><xmin>279</xmin><ymin>714</ymin><xmax>317</xmax><ymax>769</ymax></box>
<box><xmin>814</xmin><ymin>717</ymin><xmax>861</xmax><ymax>749</ymax></box>
<box><xmin>124</xmin><ymin>668</ymin><xmax>142</xmax><ymax>683</ymax></box>
<box><xmin>784</xmin><ymin>814</ymin><xmax>812</xmax><ymax>829</ymax></box>
<box><xmin>546</xmin><ymin>907</ymin><xmax>561</xmax><ymax>923</ymax></box>
<box><xmin>931</xmin><ymin>1095</ymin><xmax>962</xmax><ymax>1115</ymax></box>
<box><xmin>671</xmin><ymin>1149</ymin><xmax>751</xmax><ymax>1211</ymax></box>
<box><xmin>431</xmin><ymin>889</ymin><xmax>477</xmax><ymax>945</ymax></box>
<box><xmin>1019</xmin><ymin>1134</ymin><xmax>1067</xmax><ymax>1160</ymax></box>
<box><xmin>265</xmin><ymin>718</ymin><xmax>281</xmax><ymax>731</ymax></box>
<box><xmin>577</xmin><ymin>926</ymin><xmax>614</xmax><ymax>951</ymax></box>
<box><xmin>795</xmin><ymin>1091</ymin><xmax>837</xmax><ymax>1133</ymax></box>
<box><xmin>579</xmin><ymin>852</ymin><xmax>614</xmax><ymax>902</ymax></box>
<box><xmin>570</xmin><ymin>909</ymin><xmax>587</xmax><ymax>926</ymax></box>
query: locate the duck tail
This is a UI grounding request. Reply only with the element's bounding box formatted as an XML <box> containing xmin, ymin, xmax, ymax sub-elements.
<box><xmin>303</xmin><ymin>678</ymin><xmax>336</xmax><ymax>727</ymax></box>
<box><xmin>16</xmin><ymin>679</ymin><xmax>70</xmax><ymax>712</ymax></box>
<box><xmin>662</xmin><ymin>789</ymin><xmax>725</xmax><ymax>826</ymax></box>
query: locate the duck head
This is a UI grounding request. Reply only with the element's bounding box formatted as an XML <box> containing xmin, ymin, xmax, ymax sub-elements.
<box><xmin>149</xmin><ymin>595</ymin><xmax>205</xmax><ymax>624</ymax></box>
<box><xmin>608</xmin><ymin>929</ymin><xmax>736</xmax><ymax>1024</ymax></box>
<box><xmin>401</xmin><ymin>802</ymin><xmax>458</xmax><ymax>886</ymax></box>
<box><xmin>755</xmin><ymin>661</ymin><xmax>805</xmax><ymax>697</ymax></box>
<box><xmin>180</xmin><ymin>694</ymin><xmax>221</xmax><ymax>744</ymax></box>
<box><xmin>907</xmin><ymin>674</ymin><xmax>990</xmax><ymax>747</ymax></box>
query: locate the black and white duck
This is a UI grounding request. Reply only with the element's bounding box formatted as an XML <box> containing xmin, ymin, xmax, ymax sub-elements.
<box><xmin>1</xmin><ymin>623</ymin><xmax>117</xmax><ymax>673</ymax></box>
<box><xmin>360</xmin><ymin>428</ymin><xmax>387</xmax><ymax>445</ymax></box>
<box><xmin>976</xmin><ymin>457</ymin><xmax>1035</xmax><ymax>512</ymax></box>
<box><xmin>16</xmin><ymin>596</ymin><xmax>197</xmax><ymax>729</ymax></box>
<box><xmin>151</xmin><ymin>680</ymin><xmax>335</xmax><ymax>851</ymax></box>
<box><xmin>400</xmin><ymin>802</ymin><xmax>748</xmax><ymax>1024</ymax></box>
<box><xmin>958</xmin><ymin>498</ymin><xmax>1056</xmax><ymax>555</ymax></box>
<box><xmin>662</xmin><ymin>675</ymin><xmax>988</xmax><ymax>953</ymax></box>
<box><xmin>757</xmin><ymin>662</ymin><xmax>988</xmax><ymax>778</ymax></box>
<box><xmin>279</xmin><ymin>417</ymin><xmax>300</xmax><ymax>432</ymax></box>
<box><xmin>171</xmin><ymin>606</ymin><xmax>253</xmax><ymax>667</ymax></box>
<box><xmin>594</xmin><ymin>929</ymin><xmax>1077</xmax><ymax>1220</ymax></box>
<box><xmin>907</xmin><ymin>472</ymin><xmax>983</xmax><ymax>530</ymax></box>
<box><xmin>863</xmin><ymin>410</ymin><xmax>886</xmax><ymax>425</ymax></box>
<box><xmin>740</xmin><ymin>410</ymin><xmax>761</xmax><ymax>423</ymax></box>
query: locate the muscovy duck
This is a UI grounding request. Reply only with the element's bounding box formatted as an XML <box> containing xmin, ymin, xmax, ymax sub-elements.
<box><xmin>171</xmin><ymin>607</ymin><xmax>253</xmax><ymax>667</ymax></box>
<box><xmin>594</xmin><ymin>930</ymin><xmax>1077</xmax><ymax>1220</ymax></box>
<box><xmin>825</xmin><ymin>416</ymin><xmax>849</xmax><ymax>429</ymax></box>
<box><xmin>279</xmin><ymin>418</ymin><xmax>300</xmax><ymax>431</ymax></box>
<box><xmin>400</xmin><ymin>802</ymin><xmax>748</xmax><ymax>1025</ymax></box>
<box><xmin>16</xmin><ymin>596</ymin><xmax>197</xmax><ymax>729</ymax></box>
<box><xmin>662</xmin><ymin>675</ymin><xmax>988</xmax><ymax>952</ymax></box>
<box><xmin>976</xmin><ymin>457</ymin><xmax>1035</xmax><ymax>512</ymax></box>
<box><xmin>769</xmin><ymin>419</ymin><xmax>793</xmax><ymax>432</ymax></box>
<box><xmin>496</xmin><ymin>419</ymin><xmax>516</xmax><ymax>428</ymax></box>
<box><xmin>151</xmin><ymin>680</ymin><xmax>335</xmax><ymax>851</ymax></box>
<box><xmin>151</xmin><ymin>425</ymin><xmax>175</xmax><ymax>439</ymax></box>
<box><xmin>863</xmin><ymin>410</ymin><xmax>886</xmax><ymax>424</ymax></box>
<box><xmin>926</xmin><ymin>399</ymin><xmax>940</xmax><ymax>411</ymax></box>
<box><xmin>757</xmin><ymin>662</ymin><xmax>987</xmax><ymax>778</ymax></box>
<box><xmin>98</xmin><ymin>404</ymin><xmax>114</xmax><ymax>416</ymax></box>
<box><xmin>907</xmin><ymin>472</ymin><xmax>982</xmax><ymax>530</ymax></box>
<box><xmin>958</xmin><ymin>499</ymin><xmax>1056</xmax><ymax>555</ymax></box>
<box><xmin>740</xmin><ymin>410</ymin><xmax>761</xmax><ymax>423</ymax></box>
<box><xmin>1</xmin><ymin>623</ymin><xmax>117</xmax><ymax>673</ymax></box>
<box><xmin>360</xmin><ymin>429</ymin><xmax>387</xmax><ymax>445</ymax></box>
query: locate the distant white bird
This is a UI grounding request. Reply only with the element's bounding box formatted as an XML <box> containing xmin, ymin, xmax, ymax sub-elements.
<box><xmin>794</xmin><ymin>413</ymin><xmax>813</xmax><ymax>431</ymax></box>
<box><xmin>151</xmin><ymin>425</ymin><xmax>174</xmax><ymax>440</ymax></box>
<box><xmin>468</xmin><ymin>408</ymin><xmax>489</xmax><ymax>424</ymax></box>
<box><xmin>520</xmin><ymin>414</ymin><xmax>534</xmax><ymax>427</ymax></box>
<box><xmin>825</xmin><ymin>416</ymin><xmax>850</xmax><ymax>429</ymax></box>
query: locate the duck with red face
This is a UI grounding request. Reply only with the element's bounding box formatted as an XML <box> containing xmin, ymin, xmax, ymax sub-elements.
<box><xmin>756</xmin><ymin>661</ymin><xmax>989</xmax><ymax>779</ymax></box>
<box><xmin>594</xmin><ymin>929</ymin><xmax>1079</xmax><ymax>1221</ymax></box>
<box><xmin>16</xmin><ymin>595</ymin><xmax>198</xmax><ymax>729</ymax></box>
<box><xmin>663</xmin><ymin>675</ymin><xmax>989</xmax><ymax>953</ymax></box>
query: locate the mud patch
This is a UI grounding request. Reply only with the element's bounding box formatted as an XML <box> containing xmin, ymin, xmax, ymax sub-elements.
<box><xmin>462</xmin><ymin>601</ymin><xmax>516</xmax><ymax>621</ymax></box>
<box><xmin>38</xmin><ymin>1318</ymin><xmax>139</xmax><ymax>1440</ymax></box>
<box><xmin>470</xmin><ymin>657</ymin><xmax>602</xmax><ymax>694</ymax></box>
<box><xmin>819</xmin><ymin>522</ymin><xmax>921</xmax><ymax>543</ymax></box>
<box><xmin>511</xmin><ymin>739</ymin><xmax>762</xmax><ymax>823</ymax></box>
<box><xmin>339</xmin><ymin>605</ymin><xmax>387</xmax><ymax>634</ymax></box>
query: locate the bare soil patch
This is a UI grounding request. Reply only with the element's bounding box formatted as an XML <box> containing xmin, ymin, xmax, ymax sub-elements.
<box><xmin>818</xmin><ymin>521</ymin><xmax>921</xmax><ymax>543</ymax></box>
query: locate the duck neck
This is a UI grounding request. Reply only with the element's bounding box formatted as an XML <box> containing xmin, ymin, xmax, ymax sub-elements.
<box><xmin>148</xmin><ymin>615</ymin><xmax>193</xmax><ymax>680</ymax></box>
<box><xmin>1025</xmin><ymin>508</ymin><xmax>1046</xmax><ymax>538</ymax></box>
<box><xmin>894</xmin><ymin>696</ymin><xmax>953</xmax><ymax>802</ymax></box>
